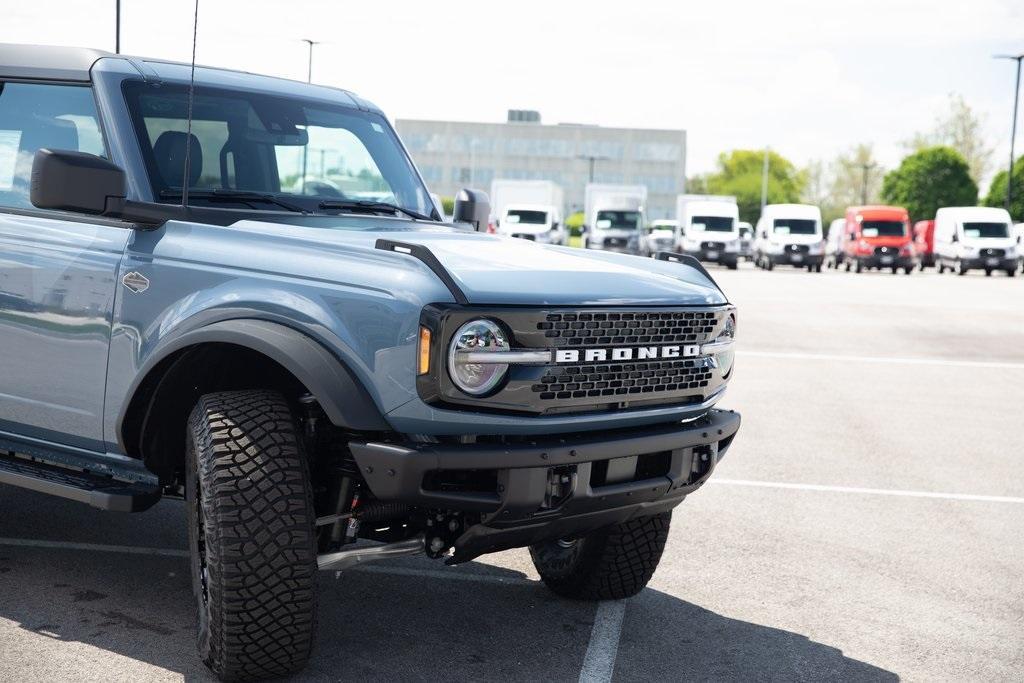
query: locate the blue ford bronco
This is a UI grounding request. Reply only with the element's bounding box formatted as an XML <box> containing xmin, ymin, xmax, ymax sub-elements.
<box><xmin>0</xmin><ymin>44</ymin><xmax>741</xmax><ymax>680</ymax></box>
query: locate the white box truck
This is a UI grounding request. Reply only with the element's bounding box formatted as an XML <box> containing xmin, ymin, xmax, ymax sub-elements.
<box><xmin>675</xmin><ymin>194</ymin><xmax>741</xmax><ymax>269</ymax></box>
<box><xmin>584</xmin><ymin>184</ymin><xmax>647</xmax><ymax>254</ymax></box>
<box><xmin>489</xmin><ymin>179</ymin><xmax>567</xmax><ymax>245</ymax></box>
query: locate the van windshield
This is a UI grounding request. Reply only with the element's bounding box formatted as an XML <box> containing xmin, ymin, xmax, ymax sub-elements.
<box><xmin>962</xmin><ymin>222</ymin><xmax>1009</xmax><ymax>239</ymax></box>
<box><xmin>691</xmin><ymin>216</ymin><xmax>734</xmax><ymax>232</ymax></box>
<box><xmin>861</xmin><ymin>220</ymin><xmax>906</xmax><ymax>237</ymax></box>
<box><xmin>595</xmin><ymin>210</ymin><xmax>641</xmax><ymax>230</ymax></box>
<box><xmin>505</xmin><ymin>209</ymin><xmax>548</xmax><ymax>225</ymax></box>
<box><xmin>773</xmin><ymin>218</ymin><xmax>817</xmax><ymax>235</ymax></box>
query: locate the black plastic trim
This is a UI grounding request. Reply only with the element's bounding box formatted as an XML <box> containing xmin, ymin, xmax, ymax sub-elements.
<box><xmin>117</xmin><ymin>319</ymin><xmax>389</xmax><ymax>451</ymax></box>
<box><xmin>375</xmin><ymin>239</ymin><xmax>468</xmax><ymax>304</ymax></box>
<box><xmin>655</xmin><ymin>251</ymin><xmax>726</xmax><ymax>297</ymax></box>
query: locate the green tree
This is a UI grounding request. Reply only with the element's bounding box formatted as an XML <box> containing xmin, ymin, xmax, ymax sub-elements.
<box><xmin>881</xmin><ymin>146</ymin><xmax>977</xmax><ymax>221</ymax></box>
<box><xmin>565</xmin><ymin>210</ymin><xmax>585</xmax><ymax>237</ymax></box>
<box><xmin>705</xmin><ymin>149</ymin><xmax>805</xmax><ymax>223</ymax></box>
<box><xmin>982</xmin><ymin>155</ymin><xmax>1024</xmax><ymax>222</ymax></box>
<box><xmin>905</xmin><ymin>94</ymin><xmax>993</xmax><ymax>186</ymax></box>
<box><xmin>440</xmin><ymin>196</ymin><xmax>455</xmax><ymax>216</ymax></box>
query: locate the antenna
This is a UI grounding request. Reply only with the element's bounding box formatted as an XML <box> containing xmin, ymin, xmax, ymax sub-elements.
<box><xmin>181</xmin><ymin>0</ymin><xmax>200</xmax><ymax>210</ymax></box>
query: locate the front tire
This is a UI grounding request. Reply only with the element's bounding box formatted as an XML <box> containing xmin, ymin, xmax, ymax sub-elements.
<box><xmin>529</xmin><ymin>512</ymin><xmax>671</xmax><ymax>600</ymax></box>
<box><xmin>187</xmin><ymin>390</ymin><xmax>318</xmax><ymax>681</ymax></box>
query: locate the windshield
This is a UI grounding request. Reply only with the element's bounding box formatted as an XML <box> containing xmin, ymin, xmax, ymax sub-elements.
<box><xmin>962</xmin><ymin>222</ymin><xmax>1009</xmax><ymax>239</ymax></box>
<box><xmin>595</xmin><ymin>210</ymin><xmax>641</xmax><ymax>230</ymax></box>
<box><xmin>691</xmin><ymin>216</ymin><xmax>734</xmax><ymax>232</ymax></box>
<box><xmin>861</xmin><ymin>220</ymin><xmax>906</xmax><ymax>237</ymax></box>
<box><xmin>773</xmin><ymin>218</ymin><xmax>818</xmax><ymax>235</ymax></box>
<box><xmin>123</xmin><ymin>82</ymin><xmax>434</xmax><ymax>217</ymax></box>
<box><xmin>505</xmin><ymin>209</ymin><xmax>548</xmax><ymax>225</ymax></box>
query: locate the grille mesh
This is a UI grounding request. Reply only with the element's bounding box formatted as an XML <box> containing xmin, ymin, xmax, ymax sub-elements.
<box><xmin>532</xmin><ymin>359</ymin><xmax>714</xmax><ymax>401</ymax></box>
<box><xmin>537</xmin><ymin>311</ymin><xmax>717</xmax><ymax>348</ymax></box>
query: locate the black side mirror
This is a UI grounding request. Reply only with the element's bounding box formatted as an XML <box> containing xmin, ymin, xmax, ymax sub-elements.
<box><xmin>31</xmin><ymin>149</ymin><xmax>127</xmax><ymax>215</ymax></box>
<box><xmin>951</xmin><ymin>233</ymin><xmax>959</xmax><ymax>243</ymax></box>
<box><xmin>452</xmin><ymin>188</ymin><xmax>490</xmax><ymax>232</ymax></box>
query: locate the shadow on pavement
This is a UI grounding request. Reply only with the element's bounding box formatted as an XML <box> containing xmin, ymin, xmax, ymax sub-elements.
<box><xmin>0</xmin><ymin>488</ymin><xmax>897</xmax><ymax>681</ymax></box>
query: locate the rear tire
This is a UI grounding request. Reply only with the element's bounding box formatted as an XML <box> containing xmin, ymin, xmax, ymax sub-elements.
<box><xmin>529</xmin><ymin>512</ymin><xmax>672</xmax><ymax>600</ymax></box>
<box><xmin>1007</xmin><ymin>268</ymin><xmax>1017</xmax><ymax>277</ymax></box>
<box><xmin>855</xmin><ymin>260</ymin><xmax>863</xmax><ymax>273</ymax></box>
<box><xmin>187</xmin><ymin>390</ymin><xmax>318</xmax><ymax>681</ymax></box>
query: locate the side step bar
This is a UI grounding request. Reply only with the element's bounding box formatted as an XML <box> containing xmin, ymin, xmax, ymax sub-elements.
<box><xmin>0</xmin><ymin>452</ymin><xmax>161</xmax><ymax>512</ymax></box>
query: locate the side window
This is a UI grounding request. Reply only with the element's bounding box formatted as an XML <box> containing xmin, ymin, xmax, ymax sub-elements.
<box><xmin>0</xmin><ymin>82</ymin><xmax>107</xmax><ymax>210</ymax></box>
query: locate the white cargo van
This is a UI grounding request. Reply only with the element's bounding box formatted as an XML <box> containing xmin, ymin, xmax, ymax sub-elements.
<box><xmin>676</xmin><ymin>195</ymin><xmax>741</xmax><ymax>269</ymax></box>
<box><xmin>584</xmin><ymin>184</ymin><xmax>647</xmax><ymax>254</ymax></box>
<box><xmin>934</xmin><ymin>207</ymin><xmax>1018</xmax><ymax>276</ymax></box>
<box><xmin>754</xmin><ymin>204</ymin><xmax>825</xmax><ymax>272</ymax></box>
<box><xmin>826</xmin><ymin>217</ymin><xmax>846</xmax><ymax>269</ymax></box>
<box><xmin>490</xmin><ymin>179</ymin><xmax>567</xmax><ymax>245</ymax></box>
<box><xmin>640</xmin><ymin>219</ymin><xmax>677</xmax><ymax>257</ymax></box>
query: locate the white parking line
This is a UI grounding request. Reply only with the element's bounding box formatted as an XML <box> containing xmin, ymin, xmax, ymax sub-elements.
<box><xmin>709</xmin><ymin>478</ymin><xmax>1024</xmax><ymax>504</ymax></box>
<box><xmin>578</xmin><ymin>600</ymin><xmax>626</xmax><ymax>683</ymax></box>
<box><xmin>0</xmin><ymin>537</ymin><xmax>189</xmax><ymax>557</ymax></box>
<box><xmin>738</xmin><ymin>350</ymin><xmax>1024</xmax><ymax>370</ymax></box>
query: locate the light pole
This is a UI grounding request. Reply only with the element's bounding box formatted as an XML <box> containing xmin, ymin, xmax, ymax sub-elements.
<box><xmin>760</xmin><ymin>147</ymin><xmax>770</xmax><ymax>211</ymax></box>
<box><xmin>301</xmin><ymin>39</ymin><xmax>320</xmax><ymax>83</ymax></box>
<box><xmin>577</xmin><ymin>154</ymin><xmax>608</xmax><ymax>183</ymax></box>
<box><xmin>115</xmin><ymin>0</ymin><xmax>121</xmax><ymax>53</ymax></box>
<box><xmin>995</xmin><ymin>53</ymin><xmax>1024</xmax><ymax>216</ymax></box>
<box><xmin>857</xmin><ymin>162</ymin><xmax>877</xmax><ymax>205</ymax></box>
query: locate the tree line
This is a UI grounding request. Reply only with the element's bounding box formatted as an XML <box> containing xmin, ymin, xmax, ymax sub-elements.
<box><xmin>689</xmin><ymin>94</ymin><xmax>1022</xmax><ymax>225</ymax></box>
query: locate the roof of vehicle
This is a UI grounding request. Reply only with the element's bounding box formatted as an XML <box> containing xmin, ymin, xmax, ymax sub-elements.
<box><xmin>935</xmin><ymin>206</ymin><xmax>1012</xmax><ymax>221</ymax></box>
<box><xmin>761</xmin><ymin>204</ymin><xmax>822</xmax><ymax>219</ymax></box>
<box><xmin>847</xmin><ymin>205</ymin><xmax>908</xmax><ymax>218</ymax></box>
<box><xmin>0</xmin><ymin>43</ymin><xmax>374</xmax><ymax>110</ymax></box>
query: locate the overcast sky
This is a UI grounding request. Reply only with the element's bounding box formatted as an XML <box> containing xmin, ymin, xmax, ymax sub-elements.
<box><xmin>3</xmin><ymin>1</ymin><xmax>1022</xmax><ymax>185</ymax></box>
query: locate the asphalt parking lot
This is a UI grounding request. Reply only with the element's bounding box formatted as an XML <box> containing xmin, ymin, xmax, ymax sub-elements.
<box><xmin>1</xmin><ymin>262</ymin><xmax>1022</xmax><ymax>682</ymax></box>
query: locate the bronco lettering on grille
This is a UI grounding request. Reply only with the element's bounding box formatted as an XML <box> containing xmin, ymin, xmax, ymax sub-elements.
<box><xmin>554</xmin><ymin>345</ymin><xmax>700</xmax><ymax>364</ymax></box>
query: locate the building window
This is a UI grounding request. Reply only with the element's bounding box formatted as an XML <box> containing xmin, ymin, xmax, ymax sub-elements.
<box><xmin>632</xmin><ymin>143</ymin><xmax>682</xmax><ymax>162</ymax></box>
<box><xmin>456</xmin><ymin>167</ymin><xmax>471</xmax><ymax>183</ymax></box>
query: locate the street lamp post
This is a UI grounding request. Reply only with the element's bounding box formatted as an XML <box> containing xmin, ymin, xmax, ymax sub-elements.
<box><xmin>577</xmin><ymin>154</ymin><xmax>608</xmax><ymax>183</ymax></box>
<box><xmin>995</xmin><ymin>53</ymin><xmax>1024</xmax><ymax>216</ymax></box>
<box><xmin>115</xmin><ymin>0</ymin><xmax>121</xmax><ymax>53</ymax></box>
<box><xmin>760</xmin><ymin>147</ymin><xmax>769</xmax><ymax>212</ymax></box>
<box><xmin>857</xmin><ymin>162</ymin><xmax>877</xmax><ymax>205</ymax></box>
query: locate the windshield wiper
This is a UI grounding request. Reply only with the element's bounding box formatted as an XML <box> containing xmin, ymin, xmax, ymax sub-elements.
<box><xmin>318</xmin><ymin>199</ymin><xmax>434</xmax><ymax>222</ymax></box>
<box><xmin>160</xmin><ymin>189</ymin><xmax>309</xmax><ymax>213</ymax></box>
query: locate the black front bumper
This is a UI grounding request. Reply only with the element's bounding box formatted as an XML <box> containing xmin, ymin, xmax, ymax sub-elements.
<box><xmin>350</xmin><ymin>409</ymin><xmax>740</xmax><ymax>562</ymax></box>
<box><xmin>960</xmin><ymin>256</ymin><xmax>1017</xmax><ymax>271</ymax></box>
<box><xmin>858</xmin><ymin>254</ymin><xmax>914</xmax><ymax>269</ymax></box>
<box><xmin>769</xmin><ymin>252</ymin><xmax>823</xmax><ymax>266</ymax></box>
<box><xmin>687</xmin><ymin>249</ymin><xmax>738</xmax><ymax>265</ymax></box>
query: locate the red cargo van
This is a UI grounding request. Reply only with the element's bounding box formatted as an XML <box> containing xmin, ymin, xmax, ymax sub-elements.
<box><xmin>913</xmin><ymin>220</ymin><xmax>935</xmax><ymax>269</ymax></box>
<box><xmin>842</xmin><ymin>205</ymin><xmax>915</xmax><ymax>274</ymax></box>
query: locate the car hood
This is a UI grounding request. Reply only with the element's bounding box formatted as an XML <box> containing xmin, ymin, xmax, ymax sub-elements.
<box><xmin>500</xmin><ymin>223</ymin><xmax>550</xmax><ymax>235</ymax></box>
<box><xmin>379</xmin><ymin>230</ymin><xmax>724</xmax><ymax>306</ymax></box>
<box><xmin>234</xmin><ymin>218</ymin><xmax>726</xmax><ymax>306</ymax></box>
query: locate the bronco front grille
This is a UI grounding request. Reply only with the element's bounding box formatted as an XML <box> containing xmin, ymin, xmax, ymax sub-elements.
<box><xmin>533</xmin><ymin>358</ymin><xmax>714</xmax><ymax>401</ymax></box>
<box><xmin>538</xmin><ymin>311</ymin><xmax>717</xmax><ymax>347</ymax></box>
<box><xmin>419</xmin><ymin>305</ymin><xmax>733</xmax><ymax>416</ymax></box>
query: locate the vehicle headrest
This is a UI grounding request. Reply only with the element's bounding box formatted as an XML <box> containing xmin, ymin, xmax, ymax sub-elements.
<box><xmin>153</xmin><ymin>131</ymin><xmax>202</xmax><ymax>188</ymax></box>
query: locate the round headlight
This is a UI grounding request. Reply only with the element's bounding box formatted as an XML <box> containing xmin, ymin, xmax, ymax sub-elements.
<box><xmin>718</xmin><ymin>313</ymin><xmax>736</xmax><ymax>378</ymax></box>
<box><xmin>448</xmin><ymin>319</ymin><xmax>510</xmax><ymax>395</ymax></box>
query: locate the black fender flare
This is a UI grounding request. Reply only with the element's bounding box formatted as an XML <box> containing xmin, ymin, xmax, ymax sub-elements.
<box><xmin>117</xmin><ymin>319</ymin><xmax>390</xmax><ymax>448</ymax></box>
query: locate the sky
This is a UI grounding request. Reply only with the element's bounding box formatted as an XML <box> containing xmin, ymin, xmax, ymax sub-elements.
<box><xmin>2</xmin><ymin>0</ymin><xmax>1022</xmax><ymax>186</ymax></box>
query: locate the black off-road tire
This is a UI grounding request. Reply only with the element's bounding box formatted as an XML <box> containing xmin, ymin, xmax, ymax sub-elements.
<box><xmin>186</xmin><ymin>390</ymin><xmax>318</xmax><ymax>681</ymax></box>
<box><xmin>529</xmin><ymin>512</ymin><xmax>672</xmax><ymax>600</ymax></box>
